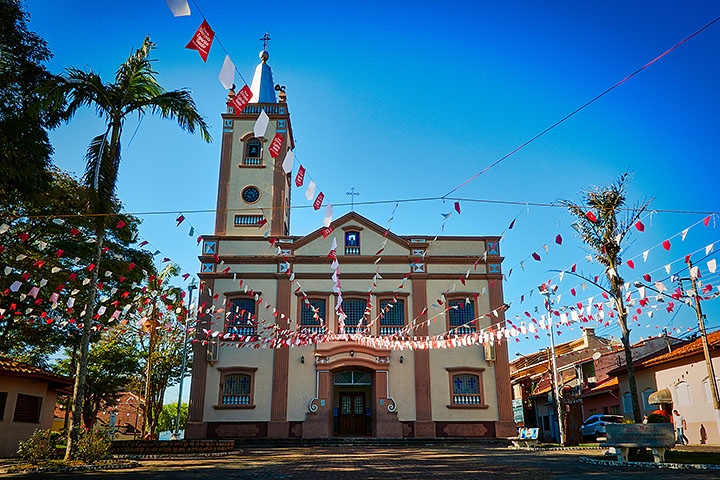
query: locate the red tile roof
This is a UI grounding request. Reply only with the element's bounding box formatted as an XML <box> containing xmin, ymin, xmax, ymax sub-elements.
<box><xmin>0</xmin><ymin>356</ymin><xmax>73</xmax><ymax>390</ymax></box>
<box><xmin>640</xmin><ymin>330</ymin><xmax>720</xmax><ymax>368</ymax></box>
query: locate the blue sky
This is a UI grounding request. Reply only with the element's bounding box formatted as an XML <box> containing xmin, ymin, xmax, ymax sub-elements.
<box><xmin>27</xmin><ymin>1</ymin><xmax>720</xmax><ymax>403</ymax></box>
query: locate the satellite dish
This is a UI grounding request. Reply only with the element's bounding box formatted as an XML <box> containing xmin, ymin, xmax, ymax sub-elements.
<box><xmin>592</xmin><ymin>352</ymin><xmax>602</xmax><ymax>360</ymax></box>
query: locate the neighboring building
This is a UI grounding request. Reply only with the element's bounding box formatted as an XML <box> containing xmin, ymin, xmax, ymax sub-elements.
<box><xmin>511</xmin><ymin>328</ymin><xmax>620</xmax><ymax>442</ymax></box>
<box><xmin>0</xmin><ymin>357</ymin><xmax>73</xmax><ymax>457</ymax></box>
<box><xmin>613</xmin><ymin>330</ymin><xmax>720</xmax><ymax>444</ymax></box>
<box><xmin>53</xmin><ymin>392</ymin><xmax>144</xmax><ymax>440</ymax></box>
<box><xmin>187</xmin><ymin>49</ymin><xmax>514</xmax><ymax>439</ymax></box>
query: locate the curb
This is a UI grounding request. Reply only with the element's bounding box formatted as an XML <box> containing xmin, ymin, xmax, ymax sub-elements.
<box><xmin>1</xmin><ymin>461</ymin><xmax>139</xmax><ymax>474</ymax></box>
<box><xmin>509</xmin><ymin>446</ymin><xmax>606</xmax><ymax>451</ymax></box>
<box><xmin>579</xmin><ymin>455</ymin><xmax>720</xmax><ymax>470</ymax></box>
<box><xmin>111</xmin><ymin>450</ymin><xmax>242</xmax><ymax>460</ymax></box>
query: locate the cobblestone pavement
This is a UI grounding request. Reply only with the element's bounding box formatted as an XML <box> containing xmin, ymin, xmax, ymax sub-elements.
<box><xmin>10</xmin><ymin>445</ymin><xmax>720</xmax><ymax>479</ymax></box>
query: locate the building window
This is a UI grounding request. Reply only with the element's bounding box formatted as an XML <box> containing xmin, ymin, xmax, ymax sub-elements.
<box><xmin>234</xmin><ymin>214</ymin><xmax>264</xmax><ymax>226</ymax></box>
<box><xmin>703</xmin><ymin>377</ymin><xmax>720</xmax><ymax>403</ymax></box>
<box><xmin>300</xmin><ymin>298</ymin><xmax>326</xmax><ymax>333</ymax></box>
<box><xmin>243</xmin><ymin>138</ymin><xmax>263</xmax><ymax>165</ymax></box>
<box><xmin>217</xmin><ymin>367</ymin><xmax>256</xmax><ymax>408</ymax></box>
<box><xmin>675</xmin><ymin>382</ymin><xmax>691</xmax><ymax>406</ymax></box>
<box><xmin>622</xmin><ymin>392</ymin><xmax>633</xmax><ymax>413</ymax></box>
<box><xmin>227</xmin><ymin>297</ymin><xmax>256</xmax><ymax>335</ymax></box>
<box><xmin>642</xmin><ymin>388</ymin><xmax>656</xmax><ymax>411</ymax></box>
<box><xmin>345</xmin><ymin>231</ymin><xmax>360</xmax><ymax>255</ymax></box>
<box><xmin>609</xmin><ymin>405</ymin><xmax>620</xmax><ymax>415</ymax></box>
<box><xmin>0</xmin><ymin>392</ymin><xmax>7</xmax><ymax>420</ymax></box>
<box><xmin>13</xmin><ymin>394</ymin><xmax>42</xmax><ymax>423</ymax></box>
<box><xmin>379</xmin><ymin>298</ymin><xmax>404</xmax><ymax>335</ymax></box>
<box><xmin>447</xmin><ymin>367</ymin><xmax>488</xmax><ymax>408</ymax></box>
<box><xmin>340</xmin><ymin>298</ymin><xmax>368</xmax><ymax>334</ymax></box>
<box><xmin>448</xmin><ymin>299</ymin><xmax>476</xmax><ymax>334</ymax></box>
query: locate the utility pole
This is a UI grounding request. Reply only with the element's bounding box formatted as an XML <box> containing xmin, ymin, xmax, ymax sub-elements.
<box><xmin>173</xmin><ymin>279</ymin><xmax>197</xmax><ymax>439</ymax></box>
<box><xmin>539</xmin><ymin>283</ymin><xmax>565</xmax><ymax>445</ymax></box>
<box><xmin>687</xmin><ymin>260</ymin><xmax>720</xmax><ymax>438</ymax></box>
<box><xmin>142</xmin><ymin>298</ymin><xmax>157</xmax><ymax>439</ymax></box>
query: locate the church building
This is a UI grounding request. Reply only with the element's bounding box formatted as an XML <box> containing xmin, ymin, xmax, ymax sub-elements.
<box><xmin>187</xmin><ymin>48</ymin><xmax>514</xmax><ymax>439</ymax></box>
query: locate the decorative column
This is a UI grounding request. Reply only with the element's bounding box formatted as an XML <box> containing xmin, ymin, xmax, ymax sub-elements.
<box><xmin>412</xmin><ymin>275</ymin><xmax>435</xmax><ymax>437</ymax></box>
<box><xmin>268</xmin><ymin>274</ymin><xmax>290</xmax><ymax>437</ymax></box>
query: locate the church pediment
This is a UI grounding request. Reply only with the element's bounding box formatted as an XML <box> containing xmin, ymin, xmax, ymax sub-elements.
<box><xmin>293</xmin><ymin>212</ymin><xmax>409</xmax><ymax>257</ymax></box>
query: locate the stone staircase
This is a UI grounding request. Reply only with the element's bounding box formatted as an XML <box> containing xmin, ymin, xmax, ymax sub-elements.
<box><xmin>234</xmin><ymin>437</ymin><xmax>510</xmax><ymax>449</ymax></box>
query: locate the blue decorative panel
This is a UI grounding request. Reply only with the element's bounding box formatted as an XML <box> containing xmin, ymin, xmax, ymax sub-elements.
<box><xmin>488</xmin><ymin>264</ymin><xmax>501</xmax><ymax>273</ymax></box>
<box><xmin>203</xmin><ymin>241</ymin><xmax>217</xmax><ymax>255</ymax></box>
<box><xmin>487</xmin><ymin>241</ymin><xmax>499</xmax><ymax>255</ymax></box>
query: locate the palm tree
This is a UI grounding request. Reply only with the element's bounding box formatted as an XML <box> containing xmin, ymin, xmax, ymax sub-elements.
<box><xmin>560</xmin><ymin>174</ymin><xmax>651</xmax><ymax>424</ymax></box>
<box><xmin>38</xmin><ymin>37</ymin><xmax>211</xmax><ymax>459</ymax></box>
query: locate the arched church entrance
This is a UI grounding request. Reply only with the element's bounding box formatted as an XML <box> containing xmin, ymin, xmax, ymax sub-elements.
<box><xmin>333</xmin><ymin>370</ymin><xmax>372</xmax><ymax>436</ymax></box>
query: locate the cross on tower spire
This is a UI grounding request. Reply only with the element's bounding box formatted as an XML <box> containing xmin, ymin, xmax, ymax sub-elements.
<box><xmin>260</xmin><ymin>32</ymin><xmax>271</xmax><ymax>51</ymax></box>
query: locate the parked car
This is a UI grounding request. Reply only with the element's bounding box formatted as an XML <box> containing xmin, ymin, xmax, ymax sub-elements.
<box><xmin>580</xmin><ymin>415</ymin><xmax>625</xmax><ymax>440</ymax></box>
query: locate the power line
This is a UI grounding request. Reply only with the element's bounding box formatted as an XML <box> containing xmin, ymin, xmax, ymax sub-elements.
<box><xmin>442</xmin><ymin>15</ymin><xmax>720</xmax><ymax>198</ymax></box>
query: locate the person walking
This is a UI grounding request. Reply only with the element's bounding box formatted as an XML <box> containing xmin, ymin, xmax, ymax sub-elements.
<box><xmin>673</xmin><ymin>410</ymin><xmax>689</xmax><ymax>445</ymax></box>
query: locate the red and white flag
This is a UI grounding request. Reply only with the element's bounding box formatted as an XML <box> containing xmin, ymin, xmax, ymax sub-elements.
<box><xmin>269</xmin><ymin>133</ymin><xmax>283</xmax><ymax>158</ymax></box>
<box><xmin>185</xmin><ymin>20</ymin><xmax>215</xmax><ymax>62</ymax></box>
<box><xmin>313</xmin><ymin>192</ymin><xmax>324</xmax><ymax>211</ymax></box>
<box><xmin>295</xmin><ymin>165</ymin><xmax>306</xmax><ymax>187</ymax></box>
<box><xmin>229</xmin><ymin>85</ymin><xmax>252</xmax><ymax>115</ymax></box>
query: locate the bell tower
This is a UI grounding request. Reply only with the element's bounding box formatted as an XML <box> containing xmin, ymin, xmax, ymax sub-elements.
<box><xmin>214</xmin><ymin>47</ymin><xmax>293</xmax><ymax>237</ymax></box>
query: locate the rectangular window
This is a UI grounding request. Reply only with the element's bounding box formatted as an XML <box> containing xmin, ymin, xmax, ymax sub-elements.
<box><xmin>234</xmin><ymin>215</ymin><xmax>264</xmax><ymax>226</ymax></box>
<box><xmin>642</xmin><ymin>389</ymin><xmax>655</xmax><ymax>411</ymax></box>
<box><xmin>447</xmin><ymin>368</ymin><xmax>487</xmax><ymax>408</ymax></box>
<box><xmin>448</xmin><ymin>299</ymin><xmax>476</xmax><ymax>333</ymax></box>
<box><xmin>344</xmin><ymin>231</ymin><xmax>360</xmax><ymax>255</ymax></box>
<box><xmin>609</xmin><ymin>405</ymin><xmax>620</xmax><ymax>415</ymax></box>
<box><xmin>300</xmin><ymin>299</ymin><xmax>326</xmax><ymax>333</ymax></box>
<box><xmin>227</xmin><ymin>298</ymin><xmax>256</xmax><ymax>335</ymax></box>
<box><xmin>13</xmin><ymin>394</ymin><xmax>42</xmax><ymax>423</ymax></box>
<box><xmin>379</xmin><ymin>299</ymin><xmax>404</xmax><ymax>335</ymax></box>
<box><xmin>622</xmin><ymin>393</ymin><xmax>633</xmax><ymax>413</ymax></box>
<box><xmin>0</xmin><ymin>392</ymin><xmax>7</xmax><ymax>420</ymax></box>
<box><xmin>218</xmin><ymin>368</ymin><xmax>256</xmax><ymax>408</ymax></box>
<box><xmin>341</xmin><ymin>299</ymin><xmax>368</xmax><ymax>334</ymax></box>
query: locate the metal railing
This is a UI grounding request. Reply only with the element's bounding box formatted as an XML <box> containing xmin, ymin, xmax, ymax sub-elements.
<box><xmin>379</xmin><ymin>326</ymin><xmax>404</xmax><ymax>336</ymax></box>
<box><xmin>221</xmin><ymin>394</ymin><xmax>251</xmax><ymax>406</ymax></box>
<box><xmin>243</xmin><ymin>157</ymin><xmax>262</xmax><ymax>166</ymax></box>
<box><xmin>452</xmin><ymin>394</ymin><xmax>484</xmax><ymax>406</ymax></box>
<box><xmin>345</xmin><ymin>246</ymin><xmax>360</xmax><ymax>255</ymax></box>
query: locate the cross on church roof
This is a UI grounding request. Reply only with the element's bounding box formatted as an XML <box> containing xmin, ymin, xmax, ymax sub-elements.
<box><xmin>260</xmin><ymin>32</ymin><xmax>271</xmax><ymax>51</ymax></box>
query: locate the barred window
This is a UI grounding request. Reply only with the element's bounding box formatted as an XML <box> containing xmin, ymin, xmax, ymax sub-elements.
<box><xmin>244</xmin><ymin>138</ymin><xmax>263</xmax><ymax>165</ymax></box>
<box><xmin>220</xmin><ymin>371</ymin><xmax>254</xmax><ymax>407</ymax></box>
<box><xmin>345</xmin><ymin>231</ymin><xmax>360</xmax><ymax>255</ymax></box>
<box><xmin>379</xmin><ymin>299</ymin><xmax>404</xmax><ymax>335</ymax></box>
<box><xmin>448</xmin><ymin>299</ymin><xmax>476</xmax><ymax>333</ymax></box>
<box><xmin>452</xmin><ymin>374</ymin><xmax>480</xmax><ymax>394</ymax></box>
<box><xmin>227</xmin><ymin>298</ymin><xmax>256</xmax><ymax>335</ymax></box>
<box><xmin>301</xmin><ymin>299</ymin><xmax>326</xmax><ymax>326</ymax></box>
<box><xmin>224</xmin><ymin>374</ymin><xmax>251</xmax><ymax>395</ymax></box>
<box><xmin>234</xmin><ymin>215</ymin><xmax>264</xmax><ymax>226</ymax></box>
<box><xmin>341</xmin><ymin>298</ymin><xmax>368</xmax><ymax>333</ymax></box>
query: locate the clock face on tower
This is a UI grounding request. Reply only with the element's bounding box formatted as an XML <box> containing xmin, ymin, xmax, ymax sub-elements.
<box><xmin>242</xmin><ymin>186</ymin><xmax>260</xmax><ymax>203</ymax></box>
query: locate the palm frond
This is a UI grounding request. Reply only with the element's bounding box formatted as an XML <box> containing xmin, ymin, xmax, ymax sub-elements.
<box><xmin>130</xmin><ymin>90</ymin><xmax>212</xmax><ymax>142</ymax></box>
<box><xmin>35</xmin><ymin>69</ymin><xmax>114</xmax><ymax>122</ymax></box>
<box><xmin>82</xmin><ymin>129</ymin><xmax>121</xmax><ymax>214</ymax></box>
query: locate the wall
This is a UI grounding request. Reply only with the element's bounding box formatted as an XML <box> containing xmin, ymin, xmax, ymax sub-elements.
<box><xmin>0</xmin><ymin>376</ymin><xmax>57</xmax><ymax>457</ymax></box>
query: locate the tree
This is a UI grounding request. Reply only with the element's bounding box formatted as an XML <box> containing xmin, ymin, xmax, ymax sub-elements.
<box><xmin>157</xmin><ymin>403</ymin><xmax>188</xmax><ymax>434</ymax></box>
<box><xmin>0</xmin><ymin>0</ymin><xmax>56</xmax><ymax>201</ymax></box>
<box><xmin>56</xmin><ymin>335</ymin><xmax>141</xmax><ymax>429</ymax></box>
<box><xmin>560</xmin><ymin>174</ymin><xmax>650</xmax><ymax>423</ymax></box>
<box><xmin>37</xmin><ymin>37</ymin><xmax>211</xmax><ymax>459</ymax></box>
<box><xmin>0</xmin><ymin>168</ymin><xmax>155</xmax><ymax>367</ymax></box>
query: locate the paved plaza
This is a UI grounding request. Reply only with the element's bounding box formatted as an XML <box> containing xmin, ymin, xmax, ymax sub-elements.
<box><xmin>9</xmin><ymin>445</ymin><xmax>720</xmax><ymax>479</ymax></box>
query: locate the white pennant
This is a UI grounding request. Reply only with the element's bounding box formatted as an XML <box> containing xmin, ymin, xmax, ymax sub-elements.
<box><xmin>218</xmin><ymin>55</ymin><xmax>235</xmax><ymax>90</ymax></box>
<box><xmin>323</xmin><ymin>203</ymin><xmax>334</xmax><ymax>227</ymax></box>
<box><xmin>708</xmin><ymin>259</ymin><xmax>717</xmax><ymax>274</ymax></box>
<box><xmin>643</xmin><ymin>250</ymin><xmax>649</xmax><ymax>262</ymax></box>
<box><xmin>282</xmin><ymin>150</ymin><xmax>294</xmax><ymax>174</ymax></box>
<box><xmin>254</xmin><ymin>109</ymin><xmax>270</xmax><ymax>138</ymax></box>
<box><xmin>681</xmin><ymin>228</ymin><xmax>689</xmax><ymax>241</ymax></box>
<box><xmin>706</xmin><ymin>244</ymin><xmax>714</xmax><ymax>255</ymax></box>
<box><xmin>166</xmin><ymin>0</ymin><xmax>191</xmax><ymax>16</ymax></box>
<box><xmin>306</xmin><ymin>181</ymin><xmax>316</xmax><ymax>201</ymax></box>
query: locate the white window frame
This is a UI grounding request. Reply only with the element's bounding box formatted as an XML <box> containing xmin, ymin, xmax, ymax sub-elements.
<box><xmin>675</xmin><ymin>381</ymin><xmax>692</xmax><ymax>406</ymax></box>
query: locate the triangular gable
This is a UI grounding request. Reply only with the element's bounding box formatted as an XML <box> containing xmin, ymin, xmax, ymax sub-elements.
<box><xmin>293</xmin><ymin>212</ymin><xmax>409</xmax><ymax>250</ymax></box>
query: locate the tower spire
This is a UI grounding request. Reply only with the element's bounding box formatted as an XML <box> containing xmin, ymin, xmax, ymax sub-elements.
<box><xmin>250</xmin><ymin>32</ymin><xmax>277</xmax><ymax>103</ymax></box>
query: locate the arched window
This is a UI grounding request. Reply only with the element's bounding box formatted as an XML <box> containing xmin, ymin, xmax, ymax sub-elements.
<box><xmin>642</xmin><ymin>388</ymin><xmax>656</xmax><ymax>411</ymax></box>
<box><xmin>675</xmin><ymin>382</ymin><xmax>691</xmax><ymax>406</ymax></box>
<box><xmin>345</xmin><ymin>231</ymin><xmax>360</xmax><ymax>255</ymax></box>
<box><xmin>243</xmin><ymin>138</ymin><xmax>262</xmax><ymax>165</ymax></box>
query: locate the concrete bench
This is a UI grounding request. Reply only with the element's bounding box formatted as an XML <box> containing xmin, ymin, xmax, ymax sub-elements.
<box><xmin>605</xmin><ymin>423</ymin><xmax>675</xmax><ymax>463</ymax></box>
<box><xmin>508</xmin><ymin>427</ymin><xmax>539</xmax><ymax>449</ymax></box>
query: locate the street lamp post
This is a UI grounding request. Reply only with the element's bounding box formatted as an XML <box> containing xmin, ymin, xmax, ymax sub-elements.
<box><xmin>539</xmin><ymin>283</ymin><xmax>565</xmax><ymax>445</ymax></box>
<box><xmin>636</xmin><ymin>265</ymin><xmax>720</xmax><ymax>439</ymax></box>
<box><xmin>172</xmin><ymin>278</ymin><xmax>197</xmax><ymax>440</ymax></box>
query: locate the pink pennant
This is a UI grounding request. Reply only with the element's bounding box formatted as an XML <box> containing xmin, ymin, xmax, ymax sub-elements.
<box><xmin>313</xmin><ymin>192</ymin><xmax>324</xmax><ymax>211</ymax></box>
<box><xmin>508</xmin><ymin>219</ymin><xmax>516</xmax><ymax>230</ymax></box>
<box><xmin>635</xmin><ymin>221</ymin><xmax>645</xmax><ymax>232</ymax></box>
<box><xmin>532</xmin><ymin>252</ymin><xmax>541</xmax><ymax>261</ymax></box>
<box><xmin>229</xmin><ymin>85</ymin><xmax>252</xmax><ymax>115</ymax></box>
<box><xmin>555</xmin><ymin>234</ymin><xmax>562</xmax><ymax>245</ymax></box>
<box><xmin>454</xmin><ymin>202</ymin><xmax>461</xmax><ymax>214</ymax></box>
<box><xmin>704</xmin><ymin>216</ymin><xmax>711</xmax><ymax>227</ymax></box>
<box><xmin>295</xmin><ymin>165</ymin><xmax>306</xmax><ymax>187</ymax></box>
<box><xmin>626</xmin><ymin>259</ymin><xmax>634</xmax><ymax>269</ymax></box>
<box><xmin>176</xmin><ymin>215</ymin><xmax>185</xmax><ymax>226</ymax></box>
<box><xmin>662</xmin><ymin>240</ymin><xmax>671</xmax><ymax>251</ymax></box>
<box><xmin>268</xmin><ymin>132</ymin><xmax>283</xmax><ymax>158</ymax></box>
<box><xmin>321</xmin><ymin>226</ymin><xmax>334</xmax><ymax>239</ymax></box>
<box><xmin>643</xmin><ymin>274</ymin><xmax>651</xmax><ymax>282</ymax></box>
<box><xmin>116</xmin><ymin>220</ymin><xmax>126</xmax><ymax>229</ymax></box>
<box><xmin>585</xmin><ymin>211</ymin><xmax>597</xmax><ymax>222</ymax></box>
